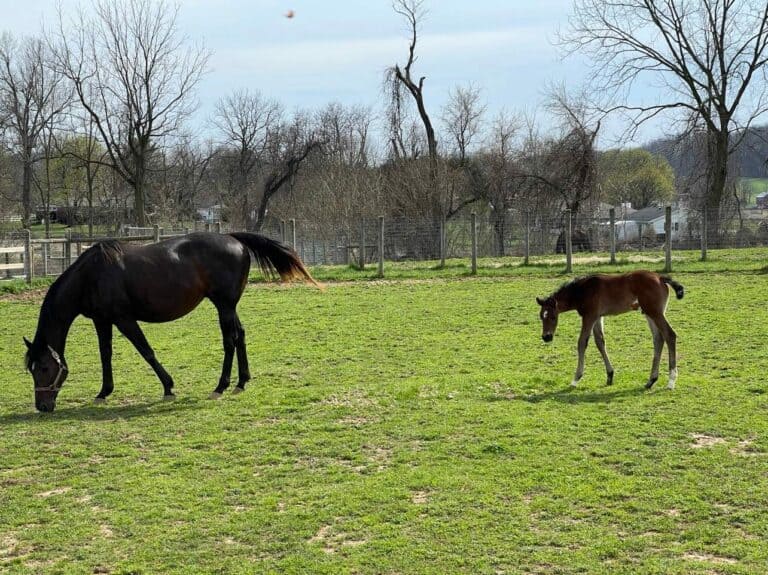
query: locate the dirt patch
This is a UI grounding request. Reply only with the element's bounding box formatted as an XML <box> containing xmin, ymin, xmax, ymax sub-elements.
<box><xmin>689</xmin><ymin>434</ymin><xmax>727</xmax><ymax>449</ymax></box>
<box><xmin>411</xmin><ymin>490</ymin><xmax>429</xmax><ymax>504</ymax></box>
<box><xmin>0</xmin><ymin>288</ymin><xmax>48</xmax><ymax>303</ymax></box>
<box><xmin>683</xmin><ymin>552</ymin><xmax>737</xmax><ymax>565</ymax></box>
<box><xmin>730</xmin><ymin>438</ymin><xmax>761</xmax><ymax>457</ymax></box>
<box><xmin>308</xmin><ymin>523</ymin><xmax>367</xmax><ymax>554</ymax></box>
<box><xmin>36</xmin><ymin>486</ymin><xmax>71</xmax><ymax>498</ymax></box>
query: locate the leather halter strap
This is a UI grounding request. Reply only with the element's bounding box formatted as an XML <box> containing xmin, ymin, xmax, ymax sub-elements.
<box><xmin>33</xmin><ymin>346</ymin><xmax>68</xmax><ymax>393</ymax></box>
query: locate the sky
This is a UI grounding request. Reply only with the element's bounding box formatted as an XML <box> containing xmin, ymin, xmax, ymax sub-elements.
<box><xmin>0</xmin><ymin>0</ymin><xmax>657</xmax><ymax>146</ymax></box>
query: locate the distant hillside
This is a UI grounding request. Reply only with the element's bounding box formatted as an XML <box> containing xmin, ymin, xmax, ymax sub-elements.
<box><xmin>645</xmin><ymin>126</ymin><xmax>768</xmax><ymax>179</ymax></box>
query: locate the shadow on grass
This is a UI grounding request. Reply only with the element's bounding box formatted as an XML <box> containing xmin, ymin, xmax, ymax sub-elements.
<box><xmin>519</xmin><ymin>385</ymin><xmax>648</xmax><ymax>404</ymax></box>
<box><xmin>0</xmin><ymin>395</ymin><xmax>203</xmax><ymax>425</ymax></box>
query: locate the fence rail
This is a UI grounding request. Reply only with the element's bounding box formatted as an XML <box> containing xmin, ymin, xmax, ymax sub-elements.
<box><xmin>2</xmin><ymin>206</ymin><xmax>767</xmax><ymax>284</ymax></box>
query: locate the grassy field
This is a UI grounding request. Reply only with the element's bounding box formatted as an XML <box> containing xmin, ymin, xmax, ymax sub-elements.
<box><xmin>1</xmin><ymin>253</ymin><xmax>768</xmax><ymax>574</ymax></box>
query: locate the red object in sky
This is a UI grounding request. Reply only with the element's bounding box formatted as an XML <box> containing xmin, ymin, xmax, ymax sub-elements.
<box><xmin>285</xmin><ymin>9</ymin><xmax>295</xmax><ymax>19</ymax></box>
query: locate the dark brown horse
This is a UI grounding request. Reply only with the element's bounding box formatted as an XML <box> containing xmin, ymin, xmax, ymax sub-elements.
<box><xmin>24</xmin><ymin>232</ymin><xmax>317</xmax><ymax>412</ymax></box>
<box><xmin>536</xmin><ymin>271</ymin><xmax>684</xmax><ymax>389</ymax></box>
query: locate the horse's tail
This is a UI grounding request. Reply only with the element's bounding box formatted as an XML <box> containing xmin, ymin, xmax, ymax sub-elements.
<box><xmin>661</xmin><ymin>275</ymin><xmax>684</xmax><ymax>299</ymax></box>
<box><xmin>229</xmin><ymin>232</ymin><xmax>319</xmax><ymax>288</ymax></box>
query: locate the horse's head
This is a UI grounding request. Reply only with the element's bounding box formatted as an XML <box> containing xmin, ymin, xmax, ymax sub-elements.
<box><xmin>536</xmin><ymin>296</ymin><xmax>559</xmax><ymax>343</ymax></box>
<box><xmin>24</xmin><ymin>337</ymin><xmax>68</xmax><ymax>413</ymax></box>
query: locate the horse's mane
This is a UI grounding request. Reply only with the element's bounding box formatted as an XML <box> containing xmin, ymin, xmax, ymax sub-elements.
<box><xmin>552</xmin><ymin>274</ymin><xmax>598</xmax><ymax>301</ymax></box>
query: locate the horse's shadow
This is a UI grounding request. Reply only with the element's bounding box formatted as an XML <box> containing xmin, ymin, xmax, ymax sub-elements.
<box><xmin>518</xmin><ymin>385</ymin><xmax>648</xmax><ymax>404</ymax></box>
<box><xmin>0</xmin><ymin>396</ymin><xmax>203</xmax><ymax>425</ymax></box>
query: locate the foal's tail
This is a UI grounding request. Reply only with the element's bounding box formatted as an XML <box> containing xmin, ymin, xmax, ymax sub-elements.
<box><xmin>661</xmin><ymin>275</ymin><xmax>685</xmax><ymax>299</ymax></box>
<box><xmin>230</xmin><ymin>232</ymin><xmax>319</xmax><ymax>287</ymax></box>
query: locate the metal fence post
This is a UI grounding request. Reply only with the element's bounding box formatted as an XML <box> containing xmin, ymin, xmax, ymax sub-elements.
<box><xmin>609</xmin><ymin>207</ymin><xmax>616</xmax><ymax>265</ymax></box>
<box><xmin>565</xmin><ymin>209</ymin><xmax>573</xmax><ymax>273</ymax></box>
<box><xmin>24</xmin><ymin>229</ymin><xmax>33</xmax><ymax>284</ymax></box>
<box><xmin>664</xmin><ymin>206</ymin><xmax>672</xmax><ymax>273</ymax></box>
<box><xmin>470</xmin><ymin>212</ymin><xmax>478</xmax><ymax>275</ymax></box>
<box><xmin>153</xmin><ymin>224</ymin><xmax>160</xmax><ymax>242</ymax></box>
<box><xmin>700</xmin><ymin>205</ymin><xmax>708</xmax><ymax>261</ymax></box>
<box><xmin>524</xmin><ymin>210</ymin><xmax>530</xmax><ymax>265</ymax></box>
<box><xmin>214</xmin><ymin>222</ymin><xmax>221</xmax><ymax>234</ymax></box>
<box><xmin>378</xmin><ymin>216</ymin><xmax>385</xmax><ymax>278</ymax></box>
<box><xmin>289</xmin><ymin>219</ymin><xmax>296</xmax><ymax>248</ymax></box>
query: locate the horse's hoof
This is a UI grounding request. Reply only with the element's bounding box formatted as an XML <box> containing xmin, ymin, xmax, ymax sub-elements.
<box><xmin>94</xmin><ymin>397</ymin><xmax>107</xmax><ymax>405</ymax></box>
<box><xmin>606</xmin><ymin>372</ymin><xmax>614</xmax><ymax>386</ymax></box>
<box><xmin>645</xmin><ymin>378</ymin><xmax>658</xmax><ymax>390</ymax></box>
<box><xmin>232</xmin><ymin>386</ymin><xmax>245</xmax><ymax>395</ymax></box>
<box><xmin>570</xmin><ymin>380</ymin><xmax>579</xmax><ymax>388</ymax></box>
<box><xmin>208</xmin><ymin>392</ymin><xmax>223</xmax><ymax>400</ymax></box>
<box><xmin>666</xmin><ymin>382</ymin><xmax>676</xmax><ymax>390</ymax></box>
<box><xmin>163</xmin><ymin>394</ymin><xmax>176</xmax><ymax>401</ymax></box>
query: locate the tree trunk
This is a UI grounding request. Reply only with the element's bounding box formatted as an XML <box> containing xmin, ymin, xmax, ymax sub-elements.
<box><xmin>706</xmin><ymin>129</ymin><xmax>729</xmax><ymax>247</ymax></box>
<box><xmin>22</xmin><ymin>156</ymin><xmax>33</xmax><ymax>228</ymax></box>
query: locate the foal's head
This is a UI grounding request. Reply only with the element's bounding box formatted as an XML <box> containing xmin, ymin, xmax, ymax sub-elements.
<box><xmin>536</xmin><ymin>296</ymin><xmax>559</xmax><ymax>343</ymax></box>
<box><xmin>24</xmin><ymin>338</ymin><xmax>68</xmax><ymax>413</ymax></box>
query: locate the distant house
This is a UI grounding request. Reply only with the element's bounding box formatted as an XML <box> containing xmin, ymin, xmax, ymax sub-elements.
<box><xmin>756</xmin><ymin>192</ymin><xmax>768</xmax><ymax>208</ymax></box>
<box><xmin>612</xmin><ymin>205</ymin><xmax>688</xmax><ymax>242</ymax></box>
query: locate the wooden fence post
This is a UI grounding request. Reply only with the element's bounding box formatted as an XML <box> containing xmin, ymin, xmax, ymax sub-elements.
<box><xmin>524</xmin><ymin>210</ymin><xmax>530</xmax><ymax>266</ymax></box>
<box><xmin>700</xmin><ymin>205</ymin><xmax>708</xmax><ymax>261</ymax></box>
<box><xmin>439</xmin><ymin>214</ymin><xmax>446</xmax><ymax>268</ymax></box>
<box><xmin>359</xmin><ymin>219</ymin><xmax>366</xmax><ymax>270</ymax></box>
<box><xmin>290</xmin><ymin>219</ymin><xmax>296</xmax><ymax>248</ymax></box>
<box><xmin>65</xmin><ymin>229</ymin><xmax>72</xmax><ymax>267</ymax></box>
<box><xmin>470</xmin><ymin>212</ymin><xmax>478</xmax><ymax>275</ymax></box>
<box><xmin>24</xmin><ymin>229</ymin><xmax>33</xmax><ymax>284</ymax></box>
<box><xmin>153</xmin><ymin>224</ymin><xmax>160</xmax><ymax>242</ymax></box>
<box><xmin>565</xmin><ymin>209</ymin><xmax>573</xmax><ymax>273</ymax></box>
<box><xmin>664</xmin><ymin>206</ymin><xmax>672</xmax><ymax>273</ymax></box>
<box><xmin>609</xmin><ymin>207</ymin><xmax>616</xmax><ymax>265</ymax></box>
<box><xmin>377</xmin><ymin>216</ymin><xmax>385</xmax><ymax>278</ymax></box>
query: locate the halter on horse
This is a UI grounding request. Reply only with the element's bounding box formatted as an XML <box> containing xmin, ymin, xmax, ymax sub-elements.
<box><xmin>536</xmin><ymin>271</ymin><xmax>684</xmax><ymax>390</ymax></box>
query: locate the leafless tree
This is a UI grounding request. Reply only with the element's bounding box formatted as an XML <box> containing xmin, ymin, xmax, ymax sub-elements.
<box><xmin>212</xmin><ymin>89</ymin><xmax>281</xmax><ymax>228</ymax></box>
<box><xmin>0</xmin><ymin>33</ymin><xmax>70</xmax><ymax>226</ymax></box>
<box><xmin>52</xmin><ymin>0</ymin><xmax>209</xmax><ymax>226</ymax></box>
<box><xmin>565</xmin><ymin>0</ymin><xmax>768</xmax><ymax>240</ymax></box>
<box><xmin>441</xmin><ymin>84</ymin><xmax>486</xmax><ymax>165</ymax></box>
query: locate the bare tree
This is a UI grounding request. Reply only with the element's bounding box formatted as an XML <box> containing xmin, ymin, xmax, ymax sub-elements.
<box><xmin>565</xmin><ymin>0</ymin><xmax>768</xmax><ymax>240</ymax></box>
<box><xmin>0</xmin><ymin>33</ymin><xmax>70</xmax><ymax>227</ymax></box>
<box><xmin>52</xmin><ymin>0</ymin><xmax>209</xmax><ymax>226</ymax></box>
<box><xmin>483</xmin><ymin>111</ymin><xmax>520</xmax><ymax>255</ymax></box>
<box><xmin>441</xmin><ymin>84</ymin><xmax>486</xmax><ymax>165</ymax></box>
<box><xmin>212</xmin><ymin>89</ymin><xmax>281</xmax><ymax>229</ymax></box>
<box><xmin>386</xmin><ymin>0</ymin><xmax>438</xmax><ymax>177</ymax></box>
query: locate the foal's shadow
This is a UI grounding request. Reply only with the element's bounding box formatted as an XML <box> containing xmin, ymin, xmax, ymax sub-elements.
<box><xmin>519</xmin><ymin>385</ymin><xmax>647</xmax><ymax>404</ymax></box>
<box><xmin>0</xmin><ymin>396</ymin><xmax>202</xmax><ymax>425</ymax></box>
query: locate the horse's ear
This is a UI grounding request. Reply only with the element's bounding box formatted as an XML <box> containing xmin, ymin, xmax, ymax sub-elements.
<box><xmin>536</xmin><ymin>297</ymin><xmax>545</xmax><ymax>306</ymax></box>
<box><xmin>23</xmin><ymin>337</ymin><xmax>32</xmax><ymax>350</ymax></box>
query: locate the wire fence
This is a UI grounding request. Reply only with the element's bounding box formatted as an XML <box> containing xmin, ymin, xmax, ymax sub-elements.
<box><xmin>2</xmin><ymin>206</ymin><xmax>768</xmax><ymax>283</ymax></box>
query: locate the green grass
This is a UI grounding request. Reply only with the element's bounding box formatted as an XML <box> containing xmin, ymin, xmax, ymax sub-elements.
<box><xmin>1</xmin><ymin>256</ymin><xmax>768</xmax><ymax>573</ymax></box>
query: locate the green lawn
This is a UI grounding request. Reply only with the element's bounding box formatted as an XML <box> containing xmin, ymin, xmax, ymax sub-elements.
<box><xmin>1</xmin><ymin>256</ymin><xmax>767</xmax><ymax>574</ymax></box>
<box><xmin>740</xmin><ymin>177</ymin><xmax>768</xmax><ymax>206</ymax></box>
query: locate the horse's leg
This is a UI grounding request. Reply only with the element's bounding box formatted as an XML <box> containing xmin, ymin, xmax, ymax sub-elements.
<box><xmin>571</xmin><ymin>317</ymin><xmax>594</xmax><ymax>387</ymax></box>
<box><xmin>644</xmin><ymin>316</ymin><xmax>664</xmax><ymax>389</ymax></box>
<box><xmin>592</xmin><ymin>317</ymin><xmax>614</xmax><ymax>385</ymax></box>
<box><xmin>232</xmin><ymin>315</ymin><xmax>250</xmax><ymax>394</ymax></box>
<box><xmin>209</xmin><ymin>302</ymin><xmax>239</xmax><ymax>399</ymax></box>
<box><xmin>655</xmin><ymin>315</ymin><xmax>678</xmax><ymax>390</ymax></box>
<box><xmin>94</xmin><ymin>319</ymin><xmax>114</xmax><ymax>403</ymax></box>
<box><xmin>115</xmin><ymin>319</ymin><xmax>176</xmax><ymax>399</ymax></box>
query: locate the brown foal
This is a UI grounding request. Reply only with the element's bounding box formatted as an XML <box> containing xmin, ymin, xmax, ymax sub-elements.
<box><xmin>536</xmin><ymin>271</ymin><xmax>684</xmax><ymax>389</ymax></box>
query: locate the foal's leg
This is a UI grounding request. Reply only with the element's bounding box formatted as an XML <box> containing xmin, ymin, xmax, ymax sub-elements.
<box><xmin>644</xmin><ymin>316</ymin><xmax>664</xmax><ymax>390</ymax></box>
<box><xmin>592</xmin><ymin>317</ymin><xmax>614</xmax><ymax>385</ymax></box>
<box><xmin>115</xmin><ymin>319</ymin><xmax>176</xmax><ymax>399</ymax></box>
<box><xmin>571</xmin><ymin>318</ymin><xmax>594</xmax><ymax>387</ymax></box>
<box><xmin>94</xmin><ymin>319</ymin><xmax>114</xmax><ymax>403</ymax></box>
<box><xmin>209</xmin><ymin>302</ymin><xmax>240</xmax><ymax>399</ymax></box>
<box><xmin>656</xmin><ymin>315</ymin><xmax>678</xmax><ymax>390</ymax></box>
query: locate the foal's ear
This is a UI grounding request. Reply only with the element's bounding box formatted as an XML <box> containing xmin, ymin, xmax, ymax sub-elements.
<box><xmin>23</xmin><ymin>337</ymin><xmax>32</xmax><ymax>350</ymax></box>
<box><xmin>536</xmin><ymin>296</ymin><xmax>545</xmax><ymax>306</ymax></box>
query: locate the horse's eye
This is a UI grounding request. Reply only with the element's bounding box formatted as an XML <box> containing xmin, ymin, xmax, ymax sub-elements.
<box><xmin>40</xmin><ymin>366</ymin><xmax>49</xmax><ymax>373</ymax></box>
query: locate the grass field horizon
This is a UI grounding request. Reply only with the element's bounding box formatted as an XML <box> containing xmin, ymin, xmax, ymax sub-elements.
<box><xmin>1</xmin><ymin>252</ymin><xmax>767</xmax><ymax>574</ymax></box>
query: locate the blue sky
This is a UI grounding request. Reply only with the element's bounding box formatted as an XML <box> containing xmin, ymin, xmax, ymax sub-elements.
<box><xmin>1</xmin><ymin>0</ymin><xmax>655</xmax><ymax>145</ymax></box>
